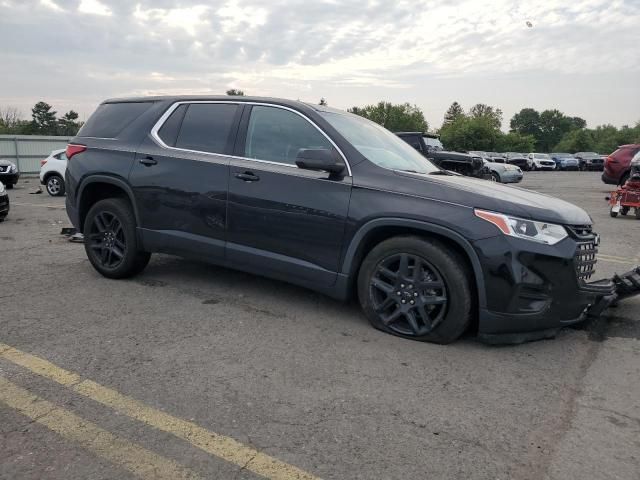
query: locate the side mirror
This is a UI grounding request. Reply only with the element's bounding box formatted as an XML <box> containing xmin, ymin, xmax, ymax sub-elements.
<box><xmin>296</xmin><ymin>148</ymin><xmax>345</xmax><ymax>174</ymax></box>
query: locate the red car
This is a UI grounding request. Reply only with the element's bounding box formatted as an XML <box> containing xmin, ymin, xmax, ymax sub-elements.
<box><xmin>602</xmin><ymin>144</ymin><xmax>640</xmax><ymax>185</ymax></box>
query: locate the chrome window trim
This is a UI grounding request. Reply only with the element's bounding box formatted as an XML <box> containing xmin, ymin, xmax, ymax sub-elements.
<box><xmin>149</xmin><ymin>100</ymin><xmax>352</xmax><ymax>176</ymax></box>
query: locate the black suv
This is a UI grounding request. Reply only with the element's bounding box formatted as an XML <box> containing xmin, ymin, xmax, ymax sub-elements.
<box><xmin>395</xmin><ymin>132</ymin><xmax>486</xmax><ymax>178</ymax></box>
<box><xmin>65</xmin><ymin>96</ymin><xmax>612</xmax><ymax>344</ymax></box>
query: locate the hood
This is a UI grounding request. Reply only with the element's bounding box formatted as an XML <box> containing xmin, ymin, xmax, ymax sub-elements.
<box><xmin>394</xmin><ymin>171</ymin><xmax>592</xmax><ymax>225</ymax></box>
<box><xmin>0</xmin><ymin>160</ymin><xmax>16</xmax><ymax>167</ymax></box>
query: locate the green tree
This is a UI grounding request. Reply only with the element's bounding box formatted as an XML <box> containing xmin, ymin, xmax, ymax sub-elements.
<box><xmin>439</xmin><ymin>115</ymin><xmax>500</xmax><ymax>151</ymax></box>
<box><xmin>538</xmin><ymin>109</ymin><xmax>575</xmax><ymax>152</ymax></box>
<box><xmin>469</xmin><ymin>103</ymin><xmax>502</xmax><ymax>129</ymax></box>
<box><xmin>27</xmin><ymin>101</ymin><xmax>58</xmax><ymax>135</ymax></box>
<box><xmin>226</xmin><ymin>89</ymin><xmax>245</xmax><ymax>96</ymax></box>
<box><xmin>57</xmin><ymin>110</ymin><xmax>81</xmax><ymax>136</ymax></box>
<box><xmin>510</xmin><ymin>108</ymin><xmax>542</xmax><ymax>141</ymax></box>
<box><xmin>569</xmin><ymin>116</ymin><xmax>587</xmax><ymax>130</ymax></box>
<box><xmin>443</xmin><ymin>101</ymin><xmax>464</xmax><ymax>126</ymax></box>
<box><xmin>496</xmin><ymin>132</ymin><xmax>536</xmax><ymax>153</ymax></box>
<box><xmin>0</xmin><ymin>107</ymin><xmax>24</xmax><ymax>134</ymax></box>
<box><xmin>553</xmin><ymin>129</ymin><xmax>595</xmax><ymax>153</ymax></box>
<box><xmin>348</xmin><ymin>101</ymin><xmax>428</xmax><ymax>132</ymax></box>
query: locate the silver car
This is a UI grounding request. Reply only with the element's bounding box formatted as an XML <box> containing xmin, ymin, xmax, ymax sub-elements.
<box><xmin>483</xmin><ymin>159</ymin><xmax>523</xmax><ymax>184</ymax></box>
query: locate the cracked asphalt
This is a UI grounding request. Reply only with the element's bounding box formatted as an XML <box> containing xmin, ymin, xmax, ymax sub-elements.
<box><xmin>1</xmin><ymin>171</ymin><xmax>639</xmax><ymax>479</ymax></box>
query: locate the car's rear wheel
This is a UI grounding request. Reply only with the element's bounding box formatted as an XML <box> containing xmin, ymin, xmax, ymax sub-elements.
<box><xmin>357</xmin><ymin>236</ymin><xmax>472</xmax><ymax>344</ymax></box>
<box><xmin>83</xmin><ymin>198</ymin><xmax>150</xmax><ymax>279</ymax></box>
<box><xmin>46</xmin><ymin>174</ymin><xmax>65</xmax><ymax>196</ymax></box>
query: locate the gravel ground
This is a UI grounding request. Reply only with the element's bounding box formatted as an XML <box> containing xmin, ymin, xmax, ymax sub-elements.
<box><xmin>0</xmin><ymin>172</ymin><xmax>638</xmax><ymax>480</ymax></box>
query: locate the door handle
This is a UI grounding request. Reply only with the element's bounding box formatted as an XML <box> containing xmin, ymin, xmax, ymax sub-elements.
<box><xmin>234</xmin><ymin>172</ymin><xmax>260</xmax><ymax>182</ymax></box>
<box><xmin>139</xmin><ymin>156</ymin><xmax>157</xmax><ymax>166</ymax></box>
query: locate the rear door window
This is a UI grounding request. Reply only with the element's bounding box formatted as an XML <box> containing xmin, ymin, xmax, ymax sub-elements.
<box><xmin>175</xmin><ymin>103</ymin><xmax>238</xmax><ymax>155</ymax></box>
<box><xmin>78</xmin><ymin>102</ymin><xmax>154</xmax><ymax>138</ymax></box>
<box><xmin>157</xmin><ymin>104</ymin><xmax>188</xmax><ymax>147</ymax></box>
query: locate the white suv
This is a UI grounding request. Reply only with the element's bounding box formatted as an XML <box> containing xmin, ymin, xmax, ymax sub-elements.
<box><xmin>527</xmin><ymin>153</ymin><xmax>557</xmax><ymax>171</ymax></box>
<box><xmin>39</xmin><ymin>149</ymin><xmax>67</xmax><ymax>196</ymax></box>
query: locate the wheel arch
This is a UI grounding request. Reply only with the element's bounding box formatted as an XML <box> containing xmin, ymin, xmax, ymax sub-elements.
<box><xmin>341</xmin><ymin>218</ymin><xmax>486</xmax><ymax>311</ymax></box>
<box><xmin>77</xmin><ymin>175</ymin><xmax>139</xmax><ymax>231</ymax></box>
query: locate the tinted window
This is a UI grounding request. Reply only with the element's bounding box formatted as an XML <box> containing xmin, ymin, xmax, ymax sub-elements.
<box><xmin>55</xmin><ymin>152</ymin><xmax>68</xmax><ymax>161</ymax></box>
<box><xmin>175</xmin><ymin>103</ymin><xmax>238</xmax><ymax>154</ymax></box>
<box><xmin>158</xmin><ymin>104</ymin><xmax>187</xmax><ymax>147</ymax></box>
<box><xmin>401</xmin><ymin>136</ymin><xmax>422</xmax><ymax>150</ymax></box>
<box><xmin>78</xmin><ymin>102</ymin><xmax>153</xmax><ymax>138</ymax></box>
<box><xmin>245</xmin><ymin>106</ymin><xmax>333</xmax><ymax>165</ymax></box>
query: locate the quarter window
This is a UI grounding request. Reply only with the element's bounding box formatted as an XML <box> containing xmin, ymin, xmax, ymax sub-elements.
<box><xmin>175</xmin><ymin>103</ymin><xmax>238</xmax><ymax>154</ymax></box>
<box><xmin>244</xmin><ymin>106</ymin><xmax>333</xmax><ymax>165</ymax></box>
<box><xmin>158</xmin><ymin>104</ymin><xmax>187</xmax><ymax>147</ymax></box>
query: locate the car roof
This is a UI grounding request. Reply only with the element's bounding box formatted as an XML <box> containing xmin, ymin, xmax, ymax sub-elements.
<box><xmin>101</xmin><ymin>95</ymin><xmax>345</xmax><ymax>114</ymax></box>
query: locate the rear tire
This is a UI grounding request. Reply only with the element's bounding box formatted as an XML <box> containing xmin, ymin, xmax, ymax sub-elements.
<box><xmin>357</xmin><ymin>236</ymin><xmax>472</xmax><ymax>344</ymax></box>
<box><xmin>491</xmin><ymin>172</ymin><xmax>500</xmax><ymax>183</ymax></box>
<box><xmin>46</xmin><ymin>174</ymin><xmax>65</xmax><ymax>196</ymax></box>
<box><xmin>83</xmin><ymin>198</ymin><xmax>150</xmax><ymax>279</ymax></box>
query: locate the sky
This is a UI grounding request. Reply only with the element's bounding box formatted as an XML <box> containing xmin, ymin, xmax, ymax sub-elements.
<box><xmin>0</xmin><ymin>0</ymin><xmax>639</xmax><ymax>130</ymax></box>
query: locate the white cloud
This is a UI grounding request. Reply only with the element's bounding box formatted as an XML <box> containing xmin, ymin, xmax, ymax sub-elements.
<box><xmin>133</xmin><ymin>4</ymin><xmax>211</xmax><ymax>36</ymax></box>
<box><xmin>78</xmin><ymin>0</ymin><xmax>112</xmax><ymax>17</ymax></box>
<box><xmin>40</xmin><ymin>0</ymin><xmax>62</xmax><ymax>11</ymax></box>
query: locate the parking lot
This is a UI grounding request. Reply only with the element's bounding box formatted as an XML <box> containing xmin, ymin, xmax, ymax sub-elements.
<box><xmin>1</xmin><ymin>172</ymin><xmax>639</xmax><ymax>479</ymax></box>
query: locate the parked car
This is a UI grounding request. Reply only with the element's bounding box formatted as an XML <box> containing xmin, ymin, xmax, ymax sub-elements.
<box><xmin>551</xmin><ymin>153</ymin><xmax>580</xmax><ymax>171</ymax></box>
<box><xmin>574</xmin><ymin>152</ymin><xmax>604</xmax><ymax>171</ymax></box>
<box><xmin>485</xmin><ymin>151</ymin><xmax>507</xmax><ymax>163</ymax></box>
<box><xmin>483</xmin><ymin>159</ymin><xmax>523</xmax><ymax>184</ymax></box>
<box><xmin>527</xmin><ymin>153</ymin><xmax>556</xmax><ymax>170</ymax></box>
<box><xmin>504</xmin><ymin>152</ymin><xmax>530</xmax><ymax>171</ymax></box>
<box><xmin>0</xmin><ymin>181</ymin><xmax>8</xmax><ymax>221</ymax></box>
<box><xmin>602</xmin><ymin>144</ymin><xmax>640</xmax><ymax>185</ymax></box>
<box><xmin>0</xmin><ymin>160</ymin><xmax>19</xmax><ymax>188</ymax></box>
<box><xmin>396</xmin><ymin>132</ymin><xmax>486</xmax><ymax>178</ymax></box>
<box><xmin>40</xmin><ymin>149</ymin><xmax>68</xmax><ymax>196</ymax></box>
<box><xmin>65</xmin><ymin>96</ymin><xmax>613</xmax><ymax>345</ymax></box>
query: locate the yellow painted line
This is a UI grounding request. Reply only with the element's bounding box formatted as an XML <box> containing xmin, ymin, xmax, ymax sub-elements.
<box><xmin>0</xmin><ymin>376</ymin><xmax>201</xmax><ymax>480</ymax></box>
<box><xmin>0</xmin><ymin>344</ymin><xmax>320</xmax><ymax>480</ymax></box>
<box><xmin>12</xmin><ymin>202</ymin><xmax>66</xmax><ymax>209</ymax></box>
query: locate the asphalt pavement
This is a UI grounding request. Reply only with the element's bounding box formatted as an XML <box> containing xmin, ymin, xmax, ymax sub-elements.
<box><xmin>0</xmin><ymin>172</ymin><xmax>638</xmax><ymax>479</ymax></box>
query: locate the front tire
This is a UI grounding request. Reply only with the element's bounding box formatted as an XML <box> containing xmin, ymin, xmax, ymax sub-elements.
<box><xmin>491</xmin><ymin>172</ymin><xmax>500</xmax><ymax>183</ymax></box>
<box><xmin>357</xmin><ymin>236</ymin><xmax>472</xmax><ymax>344</ymax></box>
<box><xmin>83</xmin><ymin>198</ymin><xmax>150</xmax><ymax>279</ymax></box>
<box><xmin>46</xmin><ymin>174</ymin><xmax>65</xmax><ymax>196</ymax></box>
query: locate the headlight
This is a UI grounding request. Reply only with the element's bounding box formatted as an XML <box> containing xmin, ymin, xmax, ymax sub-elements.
<box><xmin>475</xmin><ymin>209</ymin><xmax>568</xmax><ymax>245</ymax></box>
<box><xmin>0</xmin><ymin>182</ymin><xmax>4</xmax><ymax>193</ymax></box>
<box><xmin>8</xmin><ymin>164</ymin><xmax>17</xmax><ymax>173</ymax></box>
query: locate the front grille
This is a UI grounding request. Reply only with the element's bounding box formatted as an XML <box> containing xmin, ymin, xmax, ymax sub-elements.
<box><xmin>567</xmin><ymin>225</ymin><xmax>597</xmax><ymax>281</ymax></box>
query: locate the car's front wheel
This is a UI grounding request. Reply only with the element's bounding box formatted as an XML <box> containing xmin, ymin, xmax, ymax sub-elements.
<box><xmin>45</xmin><ymin>174</ymin><xmax>65</xmax><ymax>196</ymax></box>
<box><xmin>358</xmin><ymin>236</ymin><xmax>472</xmax><ymax>344</ymax></box>
<box><xmin>490</xmin><ymin>172</ymin><xmax>500</xmax><ymax>182</ymax></box>
<box><xmin>83</xmin><ymin>198</ymin><xmax>150</xmax><ymax>279</ymax></box>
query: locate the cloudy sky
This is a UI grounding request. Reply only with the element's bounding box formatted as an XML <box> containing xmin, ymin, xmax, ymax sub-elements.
<box><xmin>1</xmin><ymin>0</ymin><xmax>638</xmax><ymax>130</ymax></box>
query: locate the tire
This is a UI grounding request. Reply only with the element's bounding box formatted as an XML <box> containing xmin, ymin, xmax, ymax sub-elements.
<box><xmin>619</xmin><ymin>172</ymin><xmax>630</xmax><ymax>186</ymax></box>
<box><xmin>610</xmin><ymin>208</ymin><xmax>618</xmax><ymax>218</ymax></box>
<box><xmin>45</xmin><ymin>174</ymin><xmax>65</xmax><ymax>196</ymax></box>
<box><xmin>490</xmin><ymin>172</ymin><xmax>500</xmax><ymax>183</ymax></box>
<box><xmin>621</xmin><ymin>206</ymin><xmax>630</xmax><ymax>216</ymax></box>
<box><xmin>357</xmin><ymin>236</ymin><xmax>472</xmax><ymax>344</ymax></box>
<box><xmin>532</xmin><ymin>163</ymin><xmax>537</xmax><ymax>171</ymax></box>
<box><xmin>636</xmin><ymin>208</ymin><xmax>640</xmax><ymax>220</ymax></box>
<box><xmin>83</xmin><ymin>198</ymin><xmax>150</xmax><ymax>279</ymax></box>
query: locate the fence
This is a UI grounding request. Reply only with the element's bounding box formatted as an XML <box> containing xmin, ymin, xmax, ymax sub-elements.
<box><xmin>0</xmin><ymin>135</ymin><xmax>72</xmax><ymax>174</ymax></box>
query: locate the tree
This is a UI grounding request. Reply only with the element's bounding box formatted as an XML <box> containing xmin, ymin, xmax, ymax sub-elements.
<box><xmin>496</xmin><ymin>132</ymin><xmax>535</xmax><ymax>153</ymax></box>
<box><xmin>469</xmin><ymin>103</ymin><xmax>502</xmax><ymax>129</ymax></box>
<box><xmin>58</xmin><ymin>110</ymin><xmax>81</xmax><ymax>136</ymax></box>
<box><xmin>443</xmin><ymin>101</ymin><xmax>464</xmax><ymax>126</ymax></box>
<box><xmin>0</xmin><ymin>107</ymin><xmax>23</xmax><ymax>134</ymax></box>
<box><xmin>319</xmin><ymin>97</ymin><xmax>327</xmax><ymax>106</ymax></box>
<box><xmin>27</xmin><ymin>101</ymin><xmax>58</xmax><ymax>135</ymax></box>
<box><xmin>538</xmin><ymin>109</ymin><xmax>575</xmax><ymax>152</ymax></box>
<box><xmin>348</xmin><ymin>101</ymin><xmax>428</xmax><ymax>132</ymax></box>
<box><xmin>226</xmin><ymin>89</ymin><xmax>245</xmax><ymax>96</ymax></box>
<box><xmin>553</xmin><ymin>129</ymin><xmax>595</xmax><ymax>153</ymax></box>
<box><xmin>510</xmin><ymin>108</ymin><xmax>542</xmax><ymax>140</ymax></box>
<box><xmin>439</xmin><ymin>115</ymin><xmax>500</xmax><ymax>151</ymax></box>
<box><xmin>569</xmin><ymin>116</ymin><xmax>587</xmax><ymax>130</ymax></box>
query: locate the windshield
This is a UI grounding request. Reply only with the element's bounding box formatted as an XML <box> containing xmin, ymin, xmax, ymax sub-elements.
<box><xmin>320</xmin><ymin>112</ymin><xmax>439</xmax><ymax>174</ymax></box>
<box><xmin>534</xmin><ymin>153</ymin><xmax>550</xmax><ymax>159</ymax></box>
<box><xmin>552</xmin><ymin>153</ymin><xmax>572</xmax><ymax>158</ymax></box>
<box><xmin>423</xmin><ymin>136</ymin><xmax>444</xmax><ymax>150</ymax></box>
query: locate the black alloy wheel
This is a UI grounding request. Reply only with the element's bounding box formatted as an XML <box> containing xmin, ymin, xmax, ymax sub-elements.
<box><xmin>369</xmin><ymin>253</ymin><xmax>447</xmax><ymax>336</ymax></box>
<box><xmin>88</xmin><ymin>211</ymin><xmax>127</xmax><ymax>269</ymax></box>
<box><xmin>83</xmin><ymin>198</ymin><xmax>150</xmax><ymax>278</ymax></box>
<box><xmin>358</xmin><ymin>236</ymin><xmax>472</xmax><ymax>344</ymax></box>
